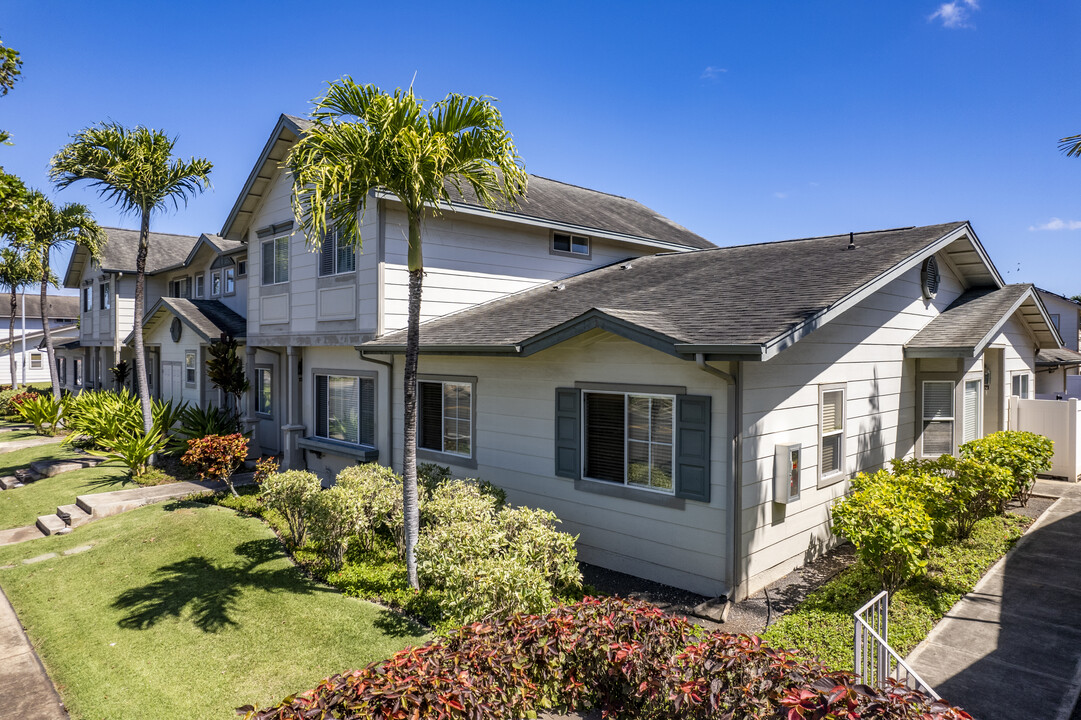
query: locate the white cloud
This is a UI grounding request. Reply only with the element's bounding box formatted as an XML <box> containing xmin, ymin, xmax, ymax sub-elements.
<box><xmin>701</xmin><ymin>66</ymin><xmax>727</xmax><ymax>80</ymax></box>
<box><xmin>929</xmin><ymin>0</ymin><xmax>979</xmax><ymax>28</ymax></box>
<box><xmin>1029</xmin><ymin>217</ymin><xmax>1081</xmax><ymax>231</ymax></box>
<box><xmin>774</xmin><ymin>191</ymin><xmax>788</xmax><ymax>199</ymax></box>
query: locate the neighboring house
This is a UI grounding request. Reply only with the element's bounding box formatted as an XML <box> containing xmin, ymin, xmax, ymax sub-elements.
<box><xmin>0</xmin><ymin>294</ymin><xmax>79</xmax><ymax>386</ymax></box>
<box><xmin>1034</xmin><ymin>288</ymin><xmax>1081</xmax><ymax>398</ymax></box>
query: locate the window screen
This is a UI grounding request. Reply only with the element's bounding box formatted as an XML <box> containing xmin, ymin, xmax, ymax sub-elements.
<box><xmin>821</xmin><ymin>388</ymin><xmax>844</xmax><ymax>475</ymax></box>
<box><xmin>922</xmin><ymin>381</ymin><xmax>954</xmax><ymax>456</ymax></box>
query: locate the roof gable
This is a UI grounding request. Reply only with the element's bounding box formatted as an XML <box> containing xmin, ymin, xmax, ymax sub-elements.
<box><xmin>132</xmin><ymin>297</ymin><xmax>247</xmax><ymax>345</ymax></box>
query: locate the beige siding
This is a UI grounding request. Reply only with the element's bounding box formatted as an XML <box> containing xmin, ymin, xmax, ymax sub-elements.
<box><xmin>144</xmin><ymin>319</ymin><xmax>203</xmax><ymax>407</ymax></box>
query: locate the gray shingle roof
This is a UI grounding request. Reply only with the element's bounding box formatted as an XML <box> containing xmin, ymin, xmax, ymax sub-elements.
<box><xmin>131</xmin><ymin>298</ymin><xmax>246</xmax><ymax>344</ymax></box>
<box><xmin>905</xmin><ymin>285</ymin><xmax>1056</xmax><ymax>356</ymax></box>
<box><xmin>361</xmin><ymin>222</ymin><xmax>969</xmax><ymax>355</ymax></box>
<box><xmin>11</xmin><ymin>294</ymin><xmax>79</xmax><ymax>320</ymax></box>
<box><xmin>1036</xmin><ymin>348</ymin><xmax>1081</xmax><ymax>367</ymax></box>
<box><xmin>97</xmin><ymin>227</ymin><xmax>201</xmax><ymax>273</ymax></box>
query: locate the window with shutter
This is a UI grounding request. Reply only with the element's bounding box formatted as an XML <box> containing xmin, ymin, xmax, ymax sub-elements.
<box><xmin>963</xmin><ymin>379</ymin><xmax>981</xmax><ymax>444</ymax></box>
<box><xmin>554</xmin><ymin>388</ymin><xmax>581</xmax><ymax>479</ymax></box>
<box><xmin>582</xmin><ymin>390</ymin><xmax>676</xmax><ymax>494</ymax></box>
<box><xmin>922</xmin><ymin>380</ymin><xmax>954</xmax><ymax>456</ymax></box>
<box><xmin>820</xmin><ymin>386</ymin><xmax>845</xmax><ymax>478</ymax></box>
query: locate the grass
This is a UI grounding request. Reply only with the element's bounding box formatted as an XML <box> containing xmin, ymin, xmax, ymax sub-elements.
<box><xmin>762</xmin><ymin>512</ymin><xmax>1031</xmax><ymax>670</ymax></box>
<box><xmin>0</xmin><ymin>465</ymin><xmax>137</xmax><ymax>530</ymax></box>
<box><xmin>0</xmin><ymin>500</ymin><xmax>430</xmax><ymax>720</ymax></box>
<box><xmin>0</xmin><ymin>439</ymin><xmax>81</xmax><ymax>477</ymax></box>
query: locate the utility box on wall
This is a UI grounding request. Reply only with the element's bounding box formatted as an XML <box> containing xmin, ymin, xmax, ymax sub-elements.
<box><xmin>774</xmin><ymin>443</ymin><xmax>801</xmax><ymax>503</ymax></box>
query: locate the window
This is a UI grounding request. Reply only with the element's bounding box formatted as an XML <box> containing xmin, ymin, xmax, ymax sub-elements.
<box><xmin>57</xmin><ymin>358</ymin><xmax>66</xmax><ymax>385</ymax></box>
<box><xmin>419</xmin><ymin>380</ymin><xmax>473</xmax><ymax>457</ymax></box>
<box><xmin>1051</xmin><ymin>313</ymin><xmax>1062</xmax><ymax>331</ymax></box>
<box><xmin>30</xmin><ymin>353</ymin><xmax>42</xmax><ymax>370</ymax></box>
<box><xmin>922</xmin><ymin>381</ymin><xmax>955</xmax><ymax>456</ymax></box>
<box><xmin>315</xmin><ymin>374</ymin><xmax>375</xmax><ymax>446</ymax></box>
<box><xmin>170</xmin><ymin>277</ymin><xmax>191</xmax><ymax>298</ymax></box>
<box><xmin>262</xmin><ymin>236</ymin><xmax>289</xmax><ymax>285</ymax></box>
<box><xmin>581</xmin><ymin>390</ymin><xmax>674</xmax><ymax>493</ymax></box>
<box><xmin>100</xmin><ymin>282</ymin><xmax>111</xmax><ymax>310</ymax></box>
<box><xmin>256</xmin><ymin>367</ymin><xmax>272</xmax><ymax>416</ymax></box>
<box><xmin>552</xmin><ymin>232</ymin><xmax>590</xmax><ymax>257</ymax></box>
<box><xmin>195</xmin><ymin>274</ymin><xmax>205</xmax><ymax>298</ymax></box>
<box><xmin>82</xmin><ymin>286</ymin><xmax>92</xmax><ymax>312</ymax></box>
<box><xmin>319</xmin><ymin>227</ymin><xmax>356</xmax><ymax>276</ymax></box>
<box><xmin>963</xmin><ymin>379</ymin><xmax>982</xmax><ymax>444</ymax></box>
<box><xmin>224</xmin><ymin>267</ymin><xmax>236</xmax><ymax>295</ymax></box>
<box><xmin>1011</xmin><ymin>373</ymin><xmax>1030</xmax><ymax>399</ymax></box>
<box><xmin>820</xmin><ymin>385</ymin><xmax>845</xmax><ymax>479</ymax></box>
<box><xmin>73</xmin><ymin>359</ymin><xmax>82</xmax><ymax>387</ymax></box>
<box><xmin>237</xmin><ymin>259</ymin><xmax>247</xmax><ymax>277</ymax></box>
<box><xmin>211</xmin><ymin>270</ymin><xmax>221</xmax><ymax>296</ymax></box>
<box><xmin>184</xmin><ymin>351</ymin><xmax>196</xmax><ymax>386</ymax></box>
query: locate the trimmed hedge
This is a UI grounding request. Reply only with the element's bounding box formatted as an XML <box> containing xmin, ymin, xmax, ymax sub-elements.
<box><xmin>239</xmin><ymin>597</ymin><xmax>970</xmax><ymax>720</ymax></box>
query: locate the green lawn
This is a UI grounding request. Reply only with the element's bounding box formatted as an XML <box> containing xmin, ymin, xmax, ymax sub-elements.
<box><xmin>0</xmin><ymin>501</ymin><xmax>429</xmax><ymax>719</ymax></box>
<box><xmin>0</xmin><ymin>427</ymin><xmax>38</xmax><ymax>442</ymax></box>
<box><xmin>0</xmin><ymin>465</ymin><xmax>136</xmax><ymax>530</ymax></box>
<box><xmin>762</xmin><ymin>513</ymin><xmax>1030</xmax><ymax>670</ymax></box>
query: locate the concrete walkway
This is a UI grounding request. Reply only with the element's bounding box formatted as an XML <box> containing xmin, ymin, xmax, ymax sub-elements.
<box><xmin>0</xmin><ymin>584</ymin><xmax>67</xmax><ymax>719</ymax></box>
<box><xmin>908</xmin><ymin>482</ymin><xmax>1081</xmax><ymax>720</ymax></box>
<box><xmin>0</xmin><ymin>434</ymin><xmax>65</xmax><ymax>454</ymax></box>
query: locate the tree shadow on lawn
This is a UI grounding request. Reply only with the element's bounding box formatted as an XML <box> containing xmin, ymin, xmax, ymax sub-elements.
<box><xmin>373</xmin><ymin>608</ymin><xmax>428</xmax><ymax>639</ymax></box>
<box><xmin>112</xmin><ymin>538</ymin><xmax>334</xmax><ymax>633</ymax></box>
<box><xmin>81</xmin><ymin>474</ymin><xmax>136</xmax><ymax>491</ymax></box>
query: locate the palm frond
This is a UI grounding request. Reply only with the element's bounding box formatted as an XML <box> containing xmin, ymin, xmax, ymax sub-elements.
<box><xmin>1059</xmin><ymin>133</ymin><xmax>1081</xmax><ymax>158</ymax></box>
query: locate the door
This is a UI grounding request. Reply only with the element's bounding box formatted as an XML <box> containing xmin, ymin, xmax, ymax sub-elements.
<box><xmin>255</xmin><ymin>357</ymin><xmax>280</xmax><ymax>454</ymax></box>
<box><xmin>161</xmin><ymin>361</ymin><xmax>182</xmax><ymax>405</ymax></box>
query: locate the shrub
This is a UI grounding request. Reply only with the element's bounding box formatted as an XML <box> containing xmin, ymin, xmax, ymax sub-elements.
<box><xmin>240</xmin><ymin>597</ymin><xmax>970</xmax><ymax>720</ymax></box>
<box><xmin>419</xmin><ymin>462</ymin><xmax>508</xmax><ymax>507</ymax></box>
<box><xmin>831</xmin><ymin>469</ymin><xmax>935</xmax><ymax>592</ymax></box>
<box><xmin>961</xmin><ymin>430</ymin><xmax>1054</xmax><ymax>507</ymax></box>
<box><xmin>905</xmin><ymin>455</ymin><xmax>1014</xmax><ymax>539</ymax></box>
<box><xmin>181</xmin><ymin>433</ymin><xmax>249</xmax><ymax>496</ymax></box>
<box><xmin>62</xmin><ymin>389</ymin><xmax>142</xmax><ymax>446</ymax></box>
<box><xmin>334</xmin><ymin>463</ymin><xmax>403</xmax><ymax>553</ymax></box>
<box><xmin>253</xmin><ymin>456</ymin><xmax>279</xmax><ymax>484</ymax></box>
<box><xmin>260</xmin><ymin>470</ymin><xmax>321</xmax><ymax>547</ymax></box>
<box><xmin>86</xmin><ymin>430</ymin><xmax>168</xmax><ymax>479</ymax></box>
<box><xmin>172</xmin><ymin>404</ymin><xmax>238</xmax><ymax>452</ymax></box>
<box><xmin>307</xmin><ymin>485</ymin><xmax>364</xmax><ymax>569</ymax></box>
<box><xmin>15</xmin><ymin>392</ymin><xmax>63</xmax><ymax>435</ymax></box>
<box><xmin>421</xmin><ymin>478</ymin><xmax>498</xmax><ymax>527</ymax></box>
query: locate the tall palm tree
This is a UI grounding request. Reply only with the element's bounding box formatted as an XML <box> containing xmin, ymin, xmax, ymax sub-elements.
<box><xmin>0</xmin><ymin>245</ymin><xmax>36</xmax><ymax>387</ymax></box>
<box><xmin>1060</xmin><ymin>134</ymin><xmax>1081</xmax><ymax>158</ymax></box>
<box><xmin>289</xmin><ymin>79</ymin><xmax>527</xmax><ymax>588</ymax></box>
<box><xmin>22</xmin><ymin>191</ymin><xmax>104</xmax><ymax>400</ymax></box>
<box><xmin>50</xmin><ymin>123</ymin><xmax>212</xmax><ymax>432</ymax></box>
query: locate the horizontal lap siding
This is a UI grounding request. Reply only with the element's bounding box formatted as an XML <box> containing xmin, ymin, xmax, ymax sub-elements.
<box><xmin>389</xmin><ymin>331</ymin><xmax>732</xmax><ymax>596</ymax></box>
<box><xmin>738</xmin><ymin>260</ymin><xmax>966</xmax><ymax>596</ymax></box>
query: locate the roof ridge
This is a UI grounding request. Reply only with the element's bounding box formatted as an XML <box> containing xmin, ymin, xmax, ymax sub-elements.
<box><xmin>102</xmin><ymin>226</ymin><xmax>200</xmax><ymax>239</ymax></box>
<box><xmin>655</xmin><ymin>222</ymin><xmax>965</xmax><ymax>256</ymax></box>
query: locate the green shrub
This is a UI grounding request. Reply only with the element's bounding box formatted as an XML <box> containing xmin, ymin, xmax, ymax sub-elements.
<box><xmin>418</xmin><ymin>461</ymin><xmax>508</xmax><ymax>507</ymax></box>
<box><xmin>307</xmin><ymin>485</ymin><xmax>364</xmax><ymax>569</ymax></box>
<box><xmin>900</xmin><ymin>455</ymin><xmax>1014</xmax><ymax>539</ymax></box>
<box><xmin>15</xmin><ymin>392</ymin><xmax>63</xmax><ymax>435</ymax></box>
<box><xmin>0</xmin><ymin>386</ymin><xmax>40</xmax><ymax>416</ymax></box>
<box><xmin>62</xmin><ymin>389</ymin><xmax>142</xmax><ymax>445</ymax></box>
<box><xmin>831</xmin><ymin>469</ymin><xmax>935</xmax><ymax>592</ymax></box>
<box><xmin>260</xmin><ymin>470</ymin><xmax>321</xmax><ymax>547</ymax></box>
<box><xmin>421</xmin><ymin>478</ymin><xmax>498</xmax><ymax>527</ymax></box>
<box><xmin>334</xmin><ymin>463</ymin><xmax>403</xmax><ymax>554</ymax></box>
<box><xmin>86</xmin><ymin>430</ymin><xmax>168</xmax><ymax>478</ymax></box>
<box><xmin>172</xmin><ymin>404</ymin><xmax>238</xmax><ymax>452</ymax></box>
<box><xmin>961</xmin><ymin>430</ymin><xmax>1054</xmax><ymax>506</ymax></box>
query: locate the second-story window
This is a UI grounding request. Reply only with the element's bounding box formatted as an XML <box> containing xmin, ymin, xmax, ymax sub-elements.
<box><xmin>224</xmin><ymin>267</ymin><xmax>236</xmax><ymax>295</ymax></box>
<box><xmin>552</xmin><ymin>232</ymin><xmax>590</xmax><ymax>257</ymax></box>
<box><xmin>262</xmin><ymin>236</ymin><xmax>289</xmax><ymax>285</ymax></box>
<box><xmin>319</xmin><ymin>227</ymin><xmax>355</xmax><ymax>276</ymax></box>
<box><xmin>195</xmin><ymin>274</ymin><xmax>205</xmax><ymax>298</ymax></box>
<box><xmin>82</xmin><ymin>286</ymin><xmax>92</xmax><ymax>312</ymax></box>
<box><xmin>100</xmin><ymin>282</ymin><xmax>111</xmax><ymax>310</ymax></box>
<box><xmin>211</xmin><ymin>270</ymin><xmax>221</xmax><ymax>296</ymax></box>
<box><xmin>170</xmin><ymin>277</ymin><xmax>191</xmax><ymax>298</ymax></box>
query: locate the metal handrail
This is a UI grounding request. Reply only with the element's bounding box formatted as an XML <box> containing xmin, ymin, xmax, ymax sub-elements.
<box><xmin>854</xmin><ymin>591</ymin><xmax>940</xmax><ymax>700</ymax></box>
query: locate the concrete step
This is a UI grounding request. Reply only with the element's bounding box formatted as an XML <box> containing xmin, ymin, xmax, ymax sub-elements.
<box><xmin>0</xmin><ymin>525</ymin><xmax>46</xmax><ymax>546</ymax></box>
<box><xmin>29</xmin><ymin>456</ymin><xmax>102</xmax><ymax>478</ymax></box>
<box><xmin>0</xmin><ymin>476</ymin><xmax>22</xmax><ymax>490</ymax></box>
<box><xmin>14</xmin><ymin>467</ymin><xmax>41</xmax><ymax>485</ymax></box>
<box><xmin>35</xmin><ymin>514</ymin><xmax>70</xmax><ymax>536</ymax></box>
<box><xmin>56</xmin><ymin>504</ymin><xmax>92</xmax><ymax>528</ymax></box>
<box><xmin>76</xmin><ymin>480</ymin><xmax>218</xmax><ymax>518</ymax></box>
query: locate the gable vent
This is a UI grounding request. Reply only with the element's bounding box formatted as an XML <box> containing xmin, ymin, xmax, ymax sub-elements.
<box><xmin>921</xmin><ymin>256</ymin><xmax>941</xmax><ymax>299</ymax></box>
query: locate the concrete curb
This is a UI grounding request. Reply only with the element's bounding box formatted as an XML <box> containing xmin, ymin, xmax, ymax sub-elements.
<box><xmin>0</xmin><ymin>582</ymin><xmax>68</xmax><ymax>719</ymax></box>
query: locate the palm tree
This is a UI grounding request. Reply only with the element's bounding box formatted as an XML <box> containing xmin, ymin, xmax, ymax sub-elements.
<box><xmin>49</xmin><ymin>123</ymin><xmax>212</xmax><ymax>432</ymax></box>
<box><xmin>22</xmin><ymin>191</ymin><xmax>104</xmax><ymax>400</ymax></box>
<box><xmin>288</xmin><ymin>79</ymin><xmax>527</xmax><ymax>588</ymax></box>
<box><xmin>1059</xmin><ymin>134</ymin><xmax>1081</xmax><ymax>158</ymax></box>
<box><xmin>0</xmin><ymin>245</ymin><xmax>36</xmax><ymax>387</ymax></box>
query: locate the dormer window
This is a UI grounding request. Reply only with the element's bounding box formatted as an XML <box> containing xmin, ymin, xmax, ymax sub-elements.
<box><xmin>551</xmin><ymin>232</ymin><xmax>590</xmax><ymax>257</ymax></box>
<box><xmin>318</xmin><ymin>226</ymin><xmax>356</xmax><ymax>276</ymax></box>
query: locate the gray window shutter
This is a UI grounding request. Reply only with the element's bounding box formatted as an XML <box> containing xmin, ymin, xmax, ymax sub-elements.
<box><xmin>319</xmin><ymin>232</ymin><xmax>335</xmax><ymax>276</ymax></box>
<box><xmin>675</xmin><ymin>394</ymin><xmax>711</xmax><ymax>502</ymax></box>
<box><xmin>554</xmin><ymin>388</ymin><xmax>581</xmax><ymax>479</ymax></box>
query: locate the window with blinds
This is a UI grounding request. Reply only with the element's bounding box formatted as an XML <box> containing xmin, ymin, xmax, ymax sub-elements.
<box><xmin>583</xmin><ymin>391</ymin><xmax>675</xmax><ymax>493</ymax></box>
<box><xmin>262</xmin><ymin>236</ymin><xmax>289</xmax><ymax>285</ymax></box>
<box><xmin>315</xmin><ymin>374</ymin><xmax>375</xmax><ymax>446</ymax></box>
<box><xmin>820</xmin><ymin>387</ymin><xmax>845</xmax><ymax>477</ymax></box>
<box><xmin>963</xmin><ymin>379</ymin><xmax>981</xmax><ymax>444</ymax></box>
<box><xmin>319</xmin><ymin>227</ymin><xmax>356</xmax><ymax>277</ymax></box>
<box><xmin>922</xmin><ymin>380</ymin><xmax>954</xmax><ymax>456</ymax></box>
<box><xmin>418</xmin><ymin>380</ymin><xmax>472</xmax><ymax>457</ymax></box>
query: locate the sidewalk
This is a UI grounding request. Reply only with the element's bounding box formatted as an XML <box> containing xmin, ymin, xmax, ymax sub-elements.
<box><xmin>0</xmin><ymin>584</ymin><xmax>67</xmax><ymax>719</ymax></box>
<box><xmin>908</xmin><ymin>482</ymin><xmax>1081</xmax><ymax>720</ymax></box>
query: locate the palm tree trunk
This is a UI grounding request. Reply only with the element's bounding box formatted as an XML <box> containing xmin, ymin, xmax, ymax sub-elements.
<box><xmin>39</xmin><ymin>259</ymin><xmax>60</xmax><ymax>402</ymax></box>
<box><xmin>402</xmin><ymin>213</ymin><xmax>424</xmax><ymax>589</ymax></box>
<box><xmin>8</xmin><ymin>288</ymin><xmax>16</xmax><ymax>388</ymax></box>
<box><xmin>132</xmin><ymin>210</ymin><xmax>153</xmax><ymax>435</ymax></box>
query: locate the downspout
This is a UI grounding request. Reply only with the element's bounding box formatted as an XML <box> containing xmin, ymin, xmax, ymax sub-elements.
<box><xmin>360</xmin><ymin>349</ymin><xmax>395</xmax><ymax>468</ymax></box>
<box><xmin>695</xmin><ymin>353</ymin><xmax>743</xmax><ymax>602</ymax></box>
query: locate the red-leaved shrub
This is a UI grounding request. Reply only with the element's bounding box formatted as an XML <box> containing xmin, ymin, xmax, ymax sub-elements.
<box><xmin>238</xmin><ymin>597</ymin><xmax>971</xmax><ymax>720</ymax></box>
<box><xmin>181</xmin><ymin>433</ymin><xmax>248</xmax><ymax>496</ymax></box>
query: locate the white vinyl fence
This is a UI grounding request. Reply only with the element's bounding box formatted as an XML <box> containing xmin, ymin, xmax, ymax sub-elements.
<box><xmin>1009</xmin><ymin>397</ymin><xmax>1081</xmax><ymax>480</ymax></box>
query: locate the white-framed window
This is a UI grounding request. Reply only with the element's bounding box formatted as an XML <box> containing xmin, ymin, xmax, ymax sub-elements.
<box><xmin>195</xmin><ymin>274</ymin><xmax>205</xmax><ymax>298</ymax></box>
<box><xmin>551</xmin><ymin>232</ymin><xmax>590</xmax><ymax>257</ymax></box>
<box><xmin>237</xmin><ymin>259</ymin><xmax>247</xmax><ymax>277</ymax></box>
<box><xmin>1011</xmin><ymin>373</ymin><xmax>1030</xmax><ymax>399</ymax></box>
<box><xmin>210</xmin><ymin>270</ymin><xmax>221</xmax><ymax>296</ymax></box>
<box><xmin>184</xmin><ymin>351</ymin><xmax>196</xmax><ymax>386</ymax></box>
<box><xmin>29</xmin><ymin>353</ymin><xmax>42</xmax><ymax>370</ymax></box>
<box><xmin>73</xmin><ymin>358</ymin><xmax>82</xmax><ymax>387</ymax></box>
<box><xmin>922</xmin><ymin>380</ymin><xmax>955</xmax><ymax>456</ymax></box>
<box><xmin>100</xmin><ymin>282</ymin><xmax>111</xmax><ymax>310</ymax></box>
<box><xmin>581</xmin><ymin>390</ymin><xmax>674</xmax><ymax>493</ymax></box>
<box><xmin>224</xmin><ymin>267</ymin><xmax>236</xmax><ymax>295</ymax></box>
<box><xmin>170</xmin><ymin>277</ymin><xmax>191</xmax><ymax>299</ymax></box>
<box><xmin>419</xmin><ymin>379</ymin><xmax>474</xmax><ymax>458</ymax></box>
<box><xmin>256</xmin><ymin>367</ymin><xmax>272</xmax><ymax>416</ymax></box>
<box><xmin>1051</xmin><ymin>313</ymin><xmax>1062</xmax><ymax>331</ymax></box>
<box><xmin>963</xmin><ymin>378</ymin><xmax>982</xmax><ymax>444</ymax></box>
<box><xmin>820</xmin><ymin>384</ymin><xmax>846</xmax><ymax>480</ymax></box>
<box><xmin>261</xmin><ymin>236</ymin><xmax>289</xmax><ymax>285</ymax></box>
<box><xmin>82</xmin><ymin>286</ymin><xmax>92</xmax><ymax>312</ymax></box>
<box><xmin>318</xmin><ymin>227</ymin><xmax>356</xmax><ymax>276</ymax></box>
<box><xmin>314</xmin><ymin>373</ymin><xmax>375</xmax><ymax>446</ymax></box>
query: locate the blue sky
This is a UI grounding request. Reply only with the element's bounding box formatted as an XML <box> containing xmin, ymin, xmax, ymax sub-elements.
<box><xmin>2</xmin><ymin>1</ymin><xmax>1079</xmax><ymax>296</ymax></box>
